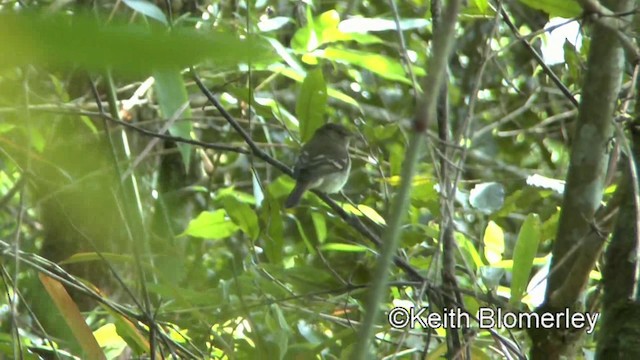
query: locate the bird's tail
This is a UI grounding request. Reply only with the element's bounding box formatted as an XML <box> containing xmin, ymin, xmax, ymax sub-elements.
<box><xmin>284</xmin><ymin>183</ymin><xmax>307</xmax><ymax>208</ymax></box>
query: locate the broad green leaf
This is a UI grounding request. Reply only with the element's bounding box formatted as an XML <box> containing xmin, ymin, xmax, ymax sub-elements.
<box><xmin>0</xmin><ymin>13</ymin><xmax>276</xmax><ymax>74</ymax></box>
<box><xmin>217</xmin><ymin>186</ymin><xmax>257</xmax><ymax>204</ymax></box>
<box><xmin>510</xmin><ymin>214</ymin><xmax>541</xmax><ymax>306</ymax></box>
<box><xmin>318</xmin><ymin>9</ymin><xmax>341</xmax><ymax>29</ymax></box>
<box><xmin>181</xmin><ymin>210</ymin><xmax>238</xmax><ymax>239</ymax></box>
<box><xmin>357</xmin><ymin>204</ymin><xmax>386</xmax><ymax>225</ymax></box>
<box><xmin>518</xmin><ymin>0</ymin><xmax>581</xmax><ymax>18</ymax></box>
<box><xmin>296</xmin><ymin>68</ymin><xmax>327</xmax><ymax>142</ymax></box>
<box><xmin>313</xmin><ymin>47</ymin><xmax>425</xmax><ymax>84</ymax></box>
<box><xmin>483</xmin><ymin>221</ymin><xmax>504</xmax><ymax>264</ymax></box>
<box><xmin>341</xmin><ymin>203</ymin><xmax>363</xmax><ymax>216</ymax></box>
<box><xmin>122</xmin><ymin>0</ymin><xmax>168</xmax><ymax>25</ymax></box>
<box><xmin>153</xmin><ymin>68</ymin><xmax>192</xmax><ymax>169</ymax></box>
<box><xmin>311</xmin><ymin>212</ymin><xmax>327</xmax><ymax>243</ymax></box>
<box><xmin>93</xmin><ymin>324</ymin><xmax>127</xmax><ymax>358</ymax></box>
<box><xmin>220</xmin><ymin>195</ymin><xmax>260</xmax><ymax>240</ymax></box>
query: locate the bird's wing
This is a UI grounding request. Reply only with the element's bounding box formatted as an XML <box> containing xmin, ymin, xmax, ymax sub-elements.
<box><xmin>294</xmin><ymin>150</ymin><xmax>349</xmax><ymax>181</ymax></box>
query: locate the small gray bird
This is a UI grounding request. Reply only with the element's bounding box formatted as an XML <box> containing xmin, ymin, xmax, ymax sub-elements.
<box><xmin>285</xmin><ymin>123</ymin><xmax>353</xmax><ymax>208</ymax></box>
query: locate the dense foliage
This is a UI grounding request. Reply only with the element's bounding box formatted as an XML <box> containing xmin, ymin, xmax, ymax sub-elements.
<box><xmin>0</xmin><ymin>0</ymin><xmax>637</xmax><ymax>358</ymax></box>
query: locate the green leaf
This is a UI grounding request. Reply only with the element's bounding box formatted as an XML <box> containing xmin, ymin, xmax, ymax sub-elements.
<box><xmin>0</xmin><ymin>13</ymin><xmax>276</xmax><ymax>74</ymax></box>
<box><xmin>153</xmin><ymin>68</ymin><xmax>192</xmax><ymax>169</ymax></box>
<box><xmin>296</xmin><ymin>68</ymin><xmax>327</xmax><ymax>142</ymax></box>
<box><xmin>357</xmin><ymin>204</ymin><xmax>386</xmax><ymax>225</ymax></box>
<box><xmin>180</xmin><ymin>210</ymin><xmax>238</xmax><ymax>239</ymax></box>
<box><xmin>93</xmin><ymin>324</ymin><xmax>127</xmax><ymax>358</ymax></box>
<box><xmin>314</xmin><ymin>47</ymin><xmax>425</xmax><ymax>84</ymax></box>
<box><xmin>518</xmin><ymin>0</ymin><xmax>581</xmax><ymax>18</ymax></box>
<box><xmin>510</xmin><ymin>214</ymin><xmax>541</xmax><ymax>306</ymax></box>
<box><xmin>469</xmin><ymin>0</ymin><xmax>490</xmax><ymax>14</ymax></box>
<box><xmin>122</xmin><ymin>0</ymin><xmax>168</xmax><ymax>25</ymax></box>
<box><xmin>220</xmin><ymin>195</ymin><xmax>260</xmax><ymax>240</ymax></box>
<box><xmin>483</xmin><ymin>221</ymin><xmax>504</xmax><ymax>264</ymax></box>
<box><xmin>311</xmin><ymin>212</ymin><xmax>327</xmax><ymax>243</ymax></box>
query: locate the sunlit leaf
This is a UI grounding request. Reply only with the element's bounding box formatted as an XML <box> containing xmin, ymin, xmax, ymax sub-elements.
<box><xmin>357</xmin><ymin>204</ymin><xmax>386</xmax><ymax>225</ymax></box>
<box><xmin>181</xmin><ymin>210</ymin><xmax>238</xmax><ymax>239</ymax></box>
<box><xmin>314</xmin><ymin>47</ymin><xmax>425</xmax><ymax>84</ymax></box>
<box><xmin>311</xmin><ymin>212</ymin><xmax>327</xmax><ymax>243</ymax></box>
<box><xmin>93</xmin><ymin>324</ymin><xmax>127</xmax><ymax>358</ymax></box>
<box><xmin>483</xmin><ymin>221</ymin><xmax>504</xmax><ymax>264</ymax></box>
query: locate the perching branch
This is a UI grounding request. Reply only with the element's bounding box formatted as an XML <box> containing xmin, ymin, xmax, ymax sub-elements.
<box><xmin>190</xmin><ymin>69</ymin><xmax>426</xmax><ymax>282</ymax></box>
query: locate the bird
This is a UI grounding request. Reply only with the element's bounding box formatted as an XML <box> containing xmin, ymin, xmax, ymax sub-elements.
<box><xmin>285</xmin><ymin>123</ymin><xmax>353</xmax><ymax>208</ymax></box>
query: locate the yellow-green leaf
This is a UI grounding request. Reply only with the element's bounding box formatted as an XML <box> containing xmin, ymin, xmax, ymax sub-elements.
<box><xmin>181</xmin><ymin>210</ymin><xmax>238</xmax><ymax>239</ymax></box>
<box><xmin>483</xmin><ymin>221</ymin><xmax>505</xmax><ymax>264</ymax></box>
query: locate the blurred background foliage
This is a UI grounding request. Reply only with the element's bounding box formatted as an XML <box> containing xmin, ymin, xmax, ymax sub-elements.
<box><xmin>0</xmin><ymin>0</ymin><xmax>613</xmax><ymax>358</ymax></box>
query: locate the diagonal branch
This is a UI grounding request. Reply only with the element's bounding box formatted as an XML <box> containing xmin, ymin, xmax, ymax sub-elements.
<box><xmin>190</xmin><ymin>69</ymin><xmax>426</xmax><ymax>282</ymax></box>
